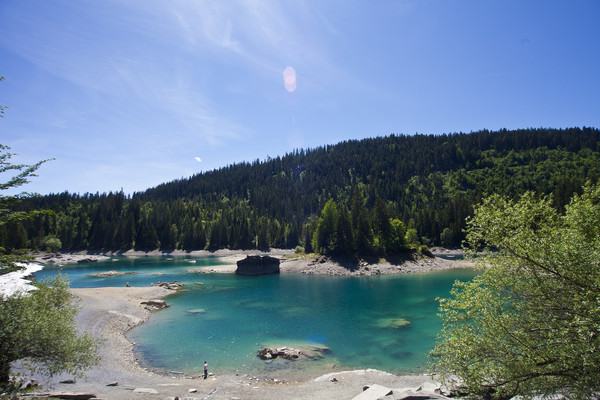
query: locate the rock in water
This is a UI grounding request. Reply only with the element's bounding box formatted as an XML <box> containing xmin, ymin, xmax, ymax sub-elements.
<box><xmin>257</xmin><ymin>345</ymin><xmax>331</xmax><ymax>360</ymax></box>
<box><xmin>153</xmin><ymin>281</ymin><xmax>185</xmax><ymax>290</ymax></box>
<box><xmin>236</xmin><ymin>255</ymin><xmax>280</xmax><ymax>276</ymax></box>
<box><xmin>140</xmin><ymin>299</ymin><xmax>169</xmax><ymax>311</ymax></box>
<box><xmin>375</xmin><ymin>318</ymin><xmax>411</xmax><ymax>328</ymax></box>
<box><xmin>89</xmin><ymin>270</ymin><xmax>135</xmax><ymax>277</ymax></box>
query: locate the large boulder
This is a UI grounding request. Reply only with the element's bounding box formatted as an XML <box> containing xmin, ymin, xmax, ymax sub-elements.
<box><xmin>77</xmin><ymin>258</ymin><xmax>98</xmax><ymax>264</ymax></box>
<box><xmin>257</xmin><ymin>345</ymin><xmax>331</xmax><ymax>361</ymax></box>
<box><xmin>140</xmin><ymin>299</ymin><xmax>169</xmax><ymax>311</ymax></box>
<box><xmin>89</xmin><ymin>270</ymin><xmax>135</xmax><ymax>277</ymax></box>
<box><xmin>258</xmin><ymin>347</ymin><xmax>302</xmax><ymax>360</ymax></box>
<box><xmin>236</xmin><ymin>255</ymin><xmax>280</xmax><ymax>276</ymax></box>
<box><xmin>153</xmin><ymin>281</ymin><xmax>185</xmax><ymax>290</ymax></box>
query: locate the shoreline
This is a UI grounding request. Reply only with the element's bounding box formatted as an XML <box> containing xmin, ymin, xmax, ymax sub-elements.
<box><xmin>22</xmin><ymin>250</ymin><xmax>467</xmax><ymax>399</ymax></box>
<box><xmin>24</xmin><ymin>285</ymin><xmax>447</xmax><ymax>400</ymax></box>
<box><xmin>35</xmin><ymin>247</ymin><xmax>474</xmax><ymax>276</ymax></box>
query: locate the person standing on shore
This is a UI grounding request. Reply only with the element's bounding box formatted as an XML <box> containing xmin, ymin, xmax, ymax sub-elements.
<box><xmin>203</xmin><ymin>361</ymin><xmax>208</xmax><ymax>379</ymax></box>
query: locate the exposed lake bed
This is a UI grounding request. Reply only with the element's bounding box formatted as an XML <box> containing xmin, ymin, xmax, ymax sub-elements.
<box><xmin>27</xmin><ymin>250</ymin><xmax>474</xmax><ymax>399</ymax></box>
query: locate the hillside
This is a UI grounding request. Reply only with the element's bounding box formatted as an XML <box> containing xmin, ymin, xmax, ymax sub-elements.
<box><xmin>4</xmin><ymin>127</ymin><xmax>600</xmax><ymax>254</ymax></box>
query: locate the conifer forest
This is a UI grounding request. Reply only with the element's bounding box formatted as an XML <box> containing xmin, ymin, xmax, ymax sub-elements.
<box><xmin>3</xmin><ymin>127</ymin><xmax>599</xmax><ymax>256</ymax></box>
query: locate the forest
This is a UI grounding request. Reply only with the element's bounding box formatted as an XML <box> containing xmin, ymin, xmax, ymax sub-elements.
<box><xmin>2</xmin><ymin>127</ymin><xmax>599</xmax><ymax>256</ymax></box>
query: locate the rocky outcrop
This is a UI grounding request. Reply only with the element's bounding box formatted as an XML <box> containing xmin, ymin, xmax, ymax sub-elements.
<box><xmin>76</xmin><ymin>258</ymin><xmax>98</xmax><ymax>264</ymax></box>
<box><xmin>258</xmin><ymin>347</ymin><xmax>302</xmax><ymax>360</ymax></box>
<box><xmin>236</xmin><ymin>255</ymin><xmax>280</xmax><ymax>276</ymax></box>
<box><xmin>36</xmin><ymin>253</ymin><xmax>110</xmax><ymax>266</ymax></box>
<box><xmin>152</xmin><ymin>281</ymin><xmax>185</xmax><ymax>290</ymax></box>
<box><xmin>140</xmin><ymin>299</ymin><xmax>169</xmax><ymax>311</ymax></box>
<box><xmin>352</xmin><ymin>381</ymin><xmax>453</xmax><ymax>400</ymax></box>
<box><xmin>88</xmin><ymin>270</ymin><xmax>135</xmax><ymax>277</ymax></box>
<box><xmin>257</xmin><ymin>345</ymin><xmax>331</xmax><ymax>361</ymax></box>
<box><xmin>352</xmin><ymin>384</ymin><xmax>393</xmax><ymax>400</ymax></box>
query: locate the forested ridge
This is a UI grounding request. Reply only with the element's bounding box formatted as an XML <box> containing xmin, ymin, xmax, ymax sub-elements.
<box><xmin>3</xmin><ymin>127</ymin><xmax>599</xmax><ymax>254</ymax></box>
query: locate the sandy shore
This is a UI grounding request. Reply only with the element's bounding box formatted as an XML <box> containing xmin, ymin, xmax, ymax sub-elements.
<box><xmin>24</xmin><ymin>250</ymin><xmax>469</xmax><ymax>399</ymax></box>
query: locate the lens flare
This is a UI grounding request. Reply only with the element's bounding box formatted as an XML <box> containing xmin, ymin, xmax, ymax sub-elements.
<box><xmin>283</xmin><ymin>66</ymin><xmax>297</xmax><ymax>92</ymax></box>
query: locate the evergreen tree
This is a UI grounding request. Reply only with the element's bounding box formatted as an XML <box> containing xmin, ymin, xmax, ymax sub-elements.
<box><xmin>372</xmin><ymin>197</ymin><xmax>392</xmax><ymax>253</ymax></box>
<box><xmin>333</xmin><ymin>205</ymin><xmax>353</xmax><ymax>255</ymax></box>
<box><xmin>312</xmin><ymin>199</ymin><xmax>338</xmax><ymax>254</ymax></box>
<box><xmin>388</xmin><ymin>218</ymin><xmax>407</xmax><ymax>252</ymax></box>
<box><xmin>0</xmin><ymin>143</ymin><xmax>51</xmax><ymax>272</ymax></box>
<box><xmin>354</xmin><ymin>206</ymin><xmax>374</xmax><ymax>255</ymax></box>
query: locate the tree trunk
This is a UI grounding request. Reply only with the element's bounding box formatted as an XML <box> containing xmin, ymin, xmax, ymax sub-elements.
<box><xmin>0</xmin><ymin>360</ymin><xmax>11</xmax><ymax>388</ymax></box>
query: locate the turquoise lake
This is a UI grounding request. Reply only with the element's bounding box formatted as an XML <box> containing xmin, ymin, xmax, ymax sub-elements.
<box><xmin>35</xmin><ymin>257</ymin><xmax>476</xmax><ymax>379</ymax></box>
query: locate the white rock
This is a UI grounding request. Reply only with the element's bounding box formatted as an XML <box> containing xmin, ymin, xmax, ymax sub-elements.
<box><xmin>351</xmin><ymin>384</ymin><xmax>393</xmax><ymax>400</ymax></box>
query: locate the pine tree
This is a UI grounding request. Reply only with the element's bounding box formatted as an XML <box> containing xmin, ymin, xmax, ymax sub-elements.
<box><xmin>333</xmin><ymin>204</ymin><xmax>353</xmax><ymax>255</ymax></box>
<box><xmin>312</xmin><ymin>199</ymin><xmax>338</xmax><ymax>254</ymax></box>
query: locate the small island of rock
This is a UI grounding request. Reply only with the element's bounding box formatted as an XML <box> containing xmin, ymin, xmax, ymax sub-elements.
<box><xmin>235</xmin><ymin>255</ymin><xmax>280</xmax><ymax>276</ymax></box>
<box><xmin>88</xmin><ymin>270</ymin><xmax>136</xmax><ymax>277</ymax></box>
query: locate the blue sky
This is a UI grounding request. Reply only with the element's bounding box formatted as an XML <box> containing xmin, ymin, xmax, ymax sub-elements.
<box><xmin>1</xmin><ymin>1</ymin><xmax>599</xmax><ymax>195</ymax></box>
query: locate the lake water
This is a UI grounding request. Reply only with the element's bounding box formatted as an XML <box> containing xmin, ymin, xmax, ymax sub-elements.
<box><xmin>35</xmin><ymin>257</ymin><xmax>475</xmax><ymax>379</ymax></box>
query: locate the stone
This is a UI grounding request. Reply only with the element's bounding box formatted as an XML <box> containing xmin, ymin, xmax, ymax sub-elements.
<box><xmin>394</xmin><ymin>390</ymin><xmax>451</xmax><ymax>400</ymax></box>
<box><xmin>141</xmin><ymin>299</ymin><xmax>169</xmax><ymax>311</ymax></box>
<box><xmin>235</xmin><ymin>255</ymin><xmax>280</xmax><ymax>276</ymax></box>
<box><xmin>153</xmin><ymin>281</ymin><xmax>185</xmax><ymax>290</ymax></box>
<box><xmin>19</xmin><ymin>378</ymin><xmax>37</xmax><ymax>390</ymax></box>
<box><xmin>375</xmin><ymin>318</ymin><xmax>411</xmax><ymax>328</ymax></box>
<box><xmin>257</xmin><ymin>345</ymin><xmax>330</xmax><ymax>361</ymax></box>
<box><xmin>89</xmin><ymin>270</ymin><xmax>135</xmax><ymax>277</ymax></box>
<box><xmin>351</xmin><ymin>384</ymin><xmax>393</xmax><ymax>400</ymax></box>
<box><xmin>417</xmin><ymin>381</ymin><xmax>441</xmax><ymax>393</ymax></box>
<box><xmin>59</xmin><ymin>379</ymin><xmax>76</xmax><ymax>384</ymax></box>
<box><xmin>105</xmin><ymin>381</ymin><xmax>118</xmax><ymax>386</ymax></box>
<box><xmin>133</xmin><ymin>387</ymin><xmax>159</xmax><ymax>394</ymax></box>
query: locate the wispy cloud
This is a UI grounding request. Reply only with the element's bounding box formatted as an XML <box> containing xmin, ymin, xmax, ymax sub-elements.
<box><xmin>0</xmin><ymin>0</ymin><xmax>371</xmax><ymax>194</ymax></box>
<box><xmin>2</xmin><ymin>0</ymin><xmax>243</xmax><ymax>145</ymax></box>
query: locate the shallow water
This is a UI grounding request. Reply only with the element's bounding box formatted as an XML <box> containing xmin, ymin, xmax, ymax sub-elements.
<box><xmin>35</xmin><ymin>257</ymin><xmax>475</xmax><ymax>378</ymax></box>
